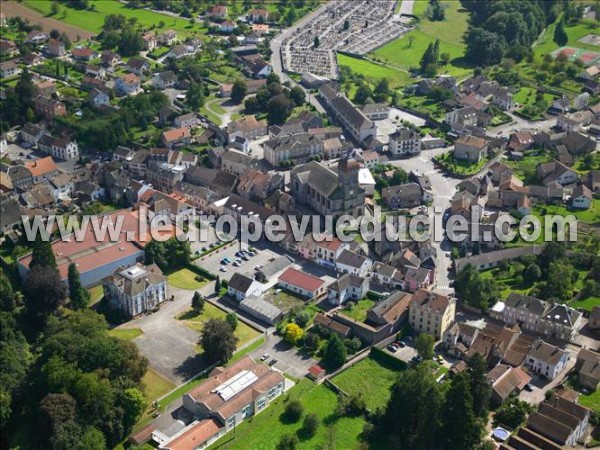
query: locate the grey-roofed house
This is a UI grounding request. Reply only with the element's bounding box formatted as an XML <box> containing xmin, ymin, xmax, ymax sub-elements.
<box><xmin>327</xmin><ymin>273</ymin><xmax>369</xmax><ymax>306</ymax></box>
<box><xmin>361</xmin><ymin>103</ymin><xmax>389</xmax><ymax>120</ymax></box>
<box><xmin>381</xmin><ymin>183</ymin><xmax>422</xmax><ymax>209</ymax></box>
<box><xmin>239</xmin><ymin>295</ymin><xmax>282</xmax><ymax>325</ymax></box>
<box><xmin>220</xmin><ymin>149</ymin><xmax>255</xmax><ymax>176</ymax></box>
<box><xmin>263</xmin><ymin>132</ymin><xmax>323</xmax><ymax>166</ymax></box>
<box><xmin>576</xmin><ymin>349</ymin><xmax>600</xmax><ymax>391</ymax></box>
<box><xmin>493</xmin><ymin>292</ymin><xmax>550</xmax><ymax>334</ymax></box>
<box><xmin>0</xmin><ymin>198</ymin><xmax>22</xmax><ymax>234</ymax></box>
<box><xmin>335</xmin><ymin>249</ymin><xmax>373</xmax><ymax>277</ymax></box>
<box><xmin>538</xmin><ymin>303</ymin><xmax>582</xmax><ymax>342</ymax></box>
<box><xmin>227</xmin><ymin>273</ymin><xmax>264</xmax><ymax>302</ymax></box>
<box><xmin>254</xmin><ymin>255</ymin><xmax>294</xmax><ymax>282</ymax></box>
<box><xmin>525</xmin><ymin>340</ymin><xmax>570</xmax><ymax>380</ymax></box>
<box><xmin>388</xmin><ymin>128</ymin><xmax>421</xmax><ymax>157</ymax></box>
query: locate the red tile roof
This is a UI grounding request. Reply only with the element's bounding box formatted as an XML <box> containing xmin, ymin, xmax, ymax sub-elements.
<box><xmin>278</xmin><ymin>267</ymin><xmax>325</xmax><ymax>292</ymax></box>
<box><xmin>162</xmin><ymin>419</ymin><xmax>222</xmax><ymax>450</ymax></box>
<box><xmin>25</xmin><ymin>156</ymin><xmax>59</xmax><ymax>177</ymax></box>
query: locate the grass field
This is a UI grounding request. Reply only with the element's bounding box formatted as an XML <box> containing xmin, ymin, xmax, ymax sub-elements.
<box><xmin>332</xmin><ymin>357</ymin><xmax>398</xmax><ymax>410</ymax></box>
<box><xmin>532</xmin><ymin>199</ymin><xmax>600</xmax><ymax>226</ymax></box>
<box><xmin>337</xmin><ymin>54</ymin><xmax>412</xmax><ymax>88</ymax></box>
<box><xmin>207</xmin><ymin>380</ymin><xmax>369</xmax><ymax>450</ymax></box>
<box><xmin>371</xmin><ymin>1</ymin><xmax>472</xmax><ymax>79</ymax></box>
<box><xmin>579</xmin><ymin>388</ymin><xmax>600</xmax><ymax>414</ymax></box>
<box><xmin>569</xmin><ymin>295</ymin><xmax>600</xmax><ymax>312</ymax></box>
<box><xmin>534</xmin><ymin>17</ymin><xmax>600</xmax><ymax>58</ymax></box>
<box><xmin>505</xmin><ymin>152</ymin><xmax>553</xmax><ymax>184</ymax></box>
<box><xmin>341</xmin><ymin>299</ymin><xmax>376</xmax><ymax>322</ymax></box>
<box><xmin>23</xmin><ymin>0</ymin><xmax>200</xmax><ymax>36</ymax></box>
<box><xmin>142</xmin><ymin>368</ymin><xmax>175</xmax><ymax>403</ymax></box>
<box><xmin>108</xmin><ymin>327</ymin><xmax>143</xmax><ymax>341</ymax></box>
<box><xmin>178</xmin><ymin>304</ymin><xmax>261</xmax><ymax>350</ymax></box>
<box><xmin>513</xmin><ymin>87</ymin><xmax>556</xmax><ymax>108</ymax></box>
<box><xmin>167</xmin><ymin>268</ymin><xmax>209</xmax><ymax>290</ymax></box>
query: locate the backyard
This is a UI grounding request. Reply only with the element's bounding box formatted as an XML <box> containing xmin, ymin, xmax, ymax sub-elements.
<box><xmin>177</xmin><ymin>303</ymin><xmax>261</xmax><ymax>350</ymax></box>
<box><xmin>331</xmin><ymin>357</ymin><xmax>399</xmax><ymax>410</ymax></box>
<box><xmin>341</xmin><ymin>298</ymin><xmax>376</xmax><ymax>322</ymax></box>
<box><xmin>505</xmin><ymin>152</ymin><xmax>552</xmax><ymax>185</ymax></box>
<box><xmin>207</xmin><ymin>379</ymin><xmax>370</xmax><ymax>450</ymax></box>
<box><xmin>337</xmin><ymin>54</ymin><xmax>413</xmax><ymax>89</ymax></box>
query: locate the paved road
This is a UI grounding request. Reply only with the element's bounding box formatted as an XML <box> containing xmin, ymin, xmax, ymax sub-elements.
<box><xmin>398</xmin><ymin>0</ymin><xmax>415</xmax><ymax>16</ymax></box>
<box><xmin>387</xmin><ymin>147</ymin><xmax>460</xmax><ymax>294</ymax></box>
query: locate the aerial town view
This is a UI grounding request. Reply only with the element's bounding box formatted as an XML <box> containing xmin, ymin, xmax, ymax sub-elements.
<box><xmin>0</xmin><ymin>0</ymin><xmax>599</xmax><ymax>449</ymax></box>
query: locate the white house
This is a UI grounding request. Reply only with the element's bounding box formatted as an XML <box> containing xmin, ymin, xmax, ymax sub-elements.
<box><xmin>335</xmin><ymin>249</ymin><xmax>373</xmax><ymax>277</ymax></box>
<box><xmin>525</xmin><ymin>340</ymin><xmax>570</xmax><ymax>380</ymax></box>
<box><xmin>103</xmin><ymin>263</ymin><xmax>168</xmax><ymax>318</ymax></box>
<box><xmin>115</xmin><ymin>73</ymin><xmax>141</xmax><ymax>96</ymax></box>
<box><xmin>152</xmin><ymin>71</ymin><xmax>177</xmax><ymax>90</ymax></box>
<box><xmin>327</xmin><ymin>273</ymin><xmax>369</xmax><ymax>306</ymax></box>
<box><xmin>227</xmin><ymin>273</ymin><xmax>264</xmax><ymax>301</ymax></box>
<box><xmin>571</xmin><ymin>185</ymin><xmax>593</xmax><ymax>209</ymax></box>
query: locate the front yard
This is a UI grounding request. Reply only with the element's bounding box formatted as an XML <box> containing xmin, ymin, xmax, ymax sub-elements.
<box><xmin>207</xmin><ymin>379</ymin><xmax>369</xmax><ymax>450</ymax></box>
<box><xmin>177</xmin><ymin>304</ymin><xmax>261</xmax><ymax>351</ymax></box>
<box><xmin>332</xmin><ymin>357</ymin><xmax>399</xmax><ymax>410</ymax></box>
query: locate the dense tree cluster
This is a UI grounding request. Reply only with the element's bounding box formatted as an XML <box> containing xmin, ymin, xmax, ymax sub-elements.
<box><xmin>0</xmin><ymin>70</ymin><xmax>37</xmax><ymax>130</ymax></box>
<box><xmin>99</xmin><ymin>14</ymin><xmax>144</xmax><ymax>56</ymax></box>
<box><xmin>381</xmin><ymin>354</ymin><xmax>491</xmax><ymax>450</ymax></box>
<box><xmin>453</xmin><ymin>263</ymin><xmax>500</xmax><ymax>310</ymax></box>
<box><xmin>199</xmin><ymin>318</ymin><xmax>238</xmax><ymax>363</ymax></box>
<box><xmin>461</xmin><ymin>0</ymin><xmax>562</xmax><ymax>66</ymax></box>
<box><xmin>144</xmin><ymin>237</ymin><xmax>192</xmax><ymax>272</ymax></box>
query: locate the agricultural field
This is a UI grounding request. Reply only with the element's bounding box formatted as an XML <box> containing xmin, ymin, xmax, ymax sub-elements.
<box><xmin>23</xmin><ymin>0</ymin><xmax>200</xmax><ymax>36</ymax></box>
<box><xmin>207</xmin><ymin>380</ymin><xmax>370</xmax><ymax>450</ymax></box>
<box><xmin>177</xmin><ymin>303</ymin><xmax>261</xmax><ymax>350</ymax></box>
<box><xmin>371</xmin><ymin>1</ymin><xmax>472</xmax><ymax>79</ymax></box>
<box><xmin>332</xmin><ymin>357</ymin><xmax>399</xmax><ymax>410</ymax></box>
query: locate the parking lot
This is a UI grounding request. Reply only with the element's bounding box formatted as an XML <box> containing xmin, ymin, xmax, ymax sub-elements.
<box><xmin>382</xmin><ymin>338</ymin><xmax>418</xmax><ymax>363</ymax></box>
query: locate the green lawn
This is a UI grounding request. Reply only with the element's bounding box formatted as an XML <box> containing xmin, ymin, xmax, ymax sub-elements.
<box><xmin>532</xmin><ymin>199</ymin><xmax>600</xmax><ymax>226</ymax></box>
<box><xmin>337</xmin><ymin>54</ymin><xmax>413</xmax><ymax>88</ymax></box>
<box><xmin>24</xmin><ymin>0</ymin><xmax>202</xmax><ymax>36</ymax></box>
<box><xmin>88</xmin><ymin>285</ymin><xmax>104</xmax><ymax>306</ymax></box>
<box><xmin>108</xmin><ymin>327</ymin><xmax>143</xmax><ymax>341</ymax></box>
<box><xmin>341</xmin><ymin>299</ymin><xmax>376</xmax><ymax>322</ymax></box>
<box><xmin>534</xmin><ymin>16</ymin><xmax>600</xmax><ymax>58</ymax></box>
<box><xmin>505</xmin><ymin>152</ymin><xmax>553</xmax><ymax>184</ymax></box>
<box><xmin>332</xmin><ymin>357</ymin><xmax>399</xmax><ymax>410</ymax></box>
<box><xmin>579</xmin><ymin>387</ymin><xmax>600</xmax><ymax>414</ymax></box>
<box><xmin>569</xmin><ymin>296</ymin><xmax>600</xmax><ymax>312</ymax></box>
<box><xmin>513</xmin><ymin>87</ymin><xmax>556</xmax><ymax>108</ymax></box>
<box><xmin>371</xmin><ymin>1</ymin><xmax>472</xmax><ymax>78</ymax></box>
<box><xmin>178</xmin><ymin>304</ymin><xmax>261</xmax><ymax>350</ymax></box>
<box><xmin>167</xmin><ymin>268</ymin><xmax>209</xmax><ymax>290</ymax></box>
<box><xmin>207</xmin><ymin>380</ymin><xmax>369</xmax><ymax>450</ymax></box>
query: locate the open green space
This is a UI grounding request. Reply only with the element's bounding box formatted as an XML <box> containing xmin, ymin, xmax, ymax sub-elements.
<box><xmin>505</xmin><ymin>152</ymin><xmax>553</xmax><ymax>185</ymax></box>
<box><xmin>207</xmin><ymin>379</ymin><xmax>369</xmax><ymax>450</ymax></box>
<box><xmin>332</xmin><ymin>357</ymin><xmax>399</xmax><ymax>410</ymax></box>
<box><xmin>167</xmin><ymin>268</ymin><xmax>209</xmax><ymax>290</ymax></box>
<box><xmin>341</xmin><ymin>298</ymin><xmax>376</xmax><ymax>322</ymax></box>
<box><xmin>569</xmin><ymin>295</ymin><xmax>600</xmax><ymax>312</ymax></box>
<box><xmin>23</xmin><ymin>0</ymin><xmax>201</xmax><ymax>36</ymax></box>
<box><xmin>337</xmin><ymin>54</ymin><xmax>412</xmax><ymax>88</ymax></box>
<box><xmin>108</xmin><ymin>327</ymin><xmax>143</xmax><ymax>341</ymax></box>
<box><xmin>513</xmin><ymin>87</ymin><xmax>556</xmax><ymax>108</ymax></box>
<box><xmin>580</xmin><ymin>386</ymin><xmax>600</xmax><ymax>414</ymax></box>
<box><xmin>534</xmin><ymin>17</ymin><xmax>600</xmax><ymax>58</ymax></box>
<box><xmin>371</xmin><ymin>1</ymin><xmax>472</xmax><ymax>79</ymax></box>
<box><xmin>178</xmin><ymin>304</ymin><xmax>261</xmax><ymax>350</ymax></box>
<box><xmin>532</xmin><ymin>199</ymin><xmax>600</xmax><ymax>226</ymax></box>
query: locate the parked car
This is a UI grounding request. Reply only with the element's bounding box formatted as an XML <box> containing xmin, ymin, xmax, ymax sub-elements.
<box><xmin>269</xmin><ymin>359</ymin><xmax>278</xmax><ymax>366</ymax></box>
<box><xmin>220</xmin><ymin>259</ymin><xmax>229</xmax><ymax>265</ymax></box>
<box><xmin>219</xmin><ymin>266</ymin><xmax>227</xmax><ymax>272</ymax></box>
<box><xmin>436</xmin><ymin>355</ymin><xmax>444</xmax><ymax>363</ymax></box>
<box><xmin>387</xmin><ymin>345</ymin><xmax>398</xmax><ymax>353</ymax></box>
<box><xmin>396</xmin><ymin>341</ymin><xmax>406</xmax><ymax>348</ymax></box>
<box><xmin>260</xmin><ymin>353</ymin><xmax>270</xmax><ymax>361</ymax></box>
<box><xmin>248</xmin><ymin>252</ymin><xmax>256</xmax><ymax>257</ymax></box>
<box><xmin>232</xmin><ymin>261</ymin><xmax>240</xmax><ymax>267</ymax></box>
<box><xmin>242</xmin><ymin>255</ymin><xmax>250</xmax><ymax>261</ymax></box>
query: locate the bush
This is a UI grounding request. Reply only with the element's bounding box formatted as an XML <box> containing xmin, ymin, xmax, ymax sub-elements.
<box><xmin>283</xmin><ymin>399</ymin><xmax>303</xmax><ymax>423</ymax></box>
<box><xmin>300</xmin><ymin>413</ymin><xmax>319</xmax><ymax>438</ymax></box>
<box><xmin>277</xmin><ymin>433</ymin><xmax>299</xmax><ymax>450</ymax></box>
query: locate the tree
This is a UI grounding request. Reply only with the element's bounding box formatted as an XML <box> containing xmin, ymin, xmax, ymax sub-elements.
<box><xmin>244</xmin><ymin>96</ymin><xmax>258</xmax><ymax>112</ymax></box>
<box><xmin>121</xmin><ymin>388</ymin><xmax>146</xmax><ymax>429</ymax></box>
<box><xmin>553</xmin><ymin>16</ymin><xmax>568</xmax><ymax>46</ymax></box>
<box><xmin>454</xmin><ymin>264</ymin><xmax>499</xmax><ymax>310</ymax></box>
<box><xmin>353</xmin><ymin>84</ymin><xmax>372</xmax><ymax>105</ymax></box>
<box><xmin>467</xmin><ymin>353</ymin><xmax>491</xmax><ymax>418</ymax></box>
<box><xmin>231</xmin><ymin>79</ymin><xmax>247</xmax><ymax>104</ymax></box>
<box><xmin>24</xmin><ymin>266</ymin><xmax>67</xmax><ymax>322</ymax></box>
<box><xmin>420</xmin><ymin>42</ymin><xmax>437</xmax><ymax>74</ymax></box>
<box><xmin>186</xmin><ymin>80</ymin><xmax>205</xmax><ymax>110</ymax></box>
<box><xmin>267</xmin><ymin>94</ymin><xmax>293</xmax><ymax>125</ymax></box>
<box><xmin>301</xmin><ymin>412</ymin><xmax>319</xmax><ymax>438</ymax></box>
<box><xmin>214</xmin><ymin>276</ymin><xmax>221</xmax><ymax>294</ymax></box>
<box><xmin>494</xmin><ymin>397</ymin><xmax>532</xmax><ymax>428</ymax></box>
<box><xmin>540</xmin><ymin>260</ymin><xmax>576</xmax><ymax>301</ymax></box>
<box><xmin>51</xmin><ymin>1</ymin><xmax>60</xmax><ymax>15</ymax></box>
<box><xmin>0</xmin><ymin>274</ymin><xmax>16</xmax><ymax>311</ymax></box>
<box><xmin>226</xmin><ymin>312</ymin><xmax>238</xmax><ymax>331</ymax></box>
<box><xmin>284</xmin><ymin>323</ymin><xmax>303</xmax><ymax>345</ymax></box>
<box><xmin>289</xmin><ymin>86</ymin><xmax>306</xmax><ymax>106</ymax></box>
<box><xmin>383</xmin><ymin>364</ymin><xmax>443</xmax><ymax>450</ymax></box>
<box><xmin>442</xmin><ymin>372</ymin><xmax>484</xmax><ymax>450</ymax></box>
<box><xmin>284</xmin><ymin>399</ymin><xmax>303</xmax><ymax>422</ymax></box>
<box><xmin>415</xmin><ymin>333</ymin><xmax>435</xmax><ymax>360</ymax></box>
<box><xmin>30</xmin><ymin>235</ymin><xmax>57</xmax><ymax>269</ymax></box>
<box><xmin>464</xmin><ymin>27</ymin><xmax>506</xmax><ymax>66</ymax></box>
<box><xmin>538</xmin><ymin>241</ymin><xmax>565</xmax><ymax>271</ymax></box>
<box><xmin>199</xmin><ymin>318</ymin><xmax>238</xmax><ymax>363</ymax></box>
<box><xmin>373</xmin><ymin>78</ymin><xmax>390</xmax><ymax>103</ymax></box>
<box><xmin>313</xmin><ymin>36</ymin><xmax>320</xmax><ymax>48</ymax></box>
<box><xmin>192</xmin><ymin>292</ymin><xmax>204</xmax><ymax>314</ymax></box>
<box><xmin>324</xmin><ymin>333</ymin><xmax>347</xmax><ymax>370</ymax></box>
<box><xmin>524</xmin><ymin>263</ymin><xmax>542</xmax><ymax>283</ymax></box>
<box><xmin>60</xmin><ymin>32</ymin><xmax>72</xmax><ymax>50</ymax></box>
<box><xmin>68</xmin><ymin>263</ymin><xmax>90</xmax><ymax>310</ymax></box>
<box><xmin>294</xmin><ymin>310</ymin><xmax>311</xmax><ymax>328</ymax></box>
<box><xmin>277</xmin><ymin>433</ymin><xmax>299</xmax><ymax>450</ymax></box>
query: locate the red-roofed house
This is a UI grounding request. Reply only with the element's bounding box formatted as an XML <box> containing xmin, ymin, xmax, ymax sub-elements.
<box><xmin>71</xmin><ymin>46</ymin><xmax>97</xmax><ymax>61</ymax></box>
<box><xmin>161</xmin><ymin>127</ymin><xmax>192</xmax><ymax>149</ymax></box>
<box><xmin>277</xmin><ymin>267</ymin><xmax>327</xmax><ymax>299</ymax></box>
<box><xmin>158</xmin><ymin>418</ymin><xmax>224</xmax><ymax>450</ymax></box>
<box><xmin>25</xmin><ymin>156</ymin><xmax>59</xmax><ymax>183</ymax></box>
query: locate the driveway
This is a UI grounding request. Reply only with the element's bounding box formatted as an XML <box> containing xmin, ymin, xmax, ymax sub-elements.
<box><xmin>118</xmin><ymin>285</ymin><xmax>207</xmax><ymax>384</ymax></box>
<box><xmin>248</xmin><ymin>329</ymin><xmax>317</xmax><ymax>379</ymax></box>
<box><xmin>519</xmin><ymin>356</ymin><xmax>576</xmax><ymax>405</ymax></box>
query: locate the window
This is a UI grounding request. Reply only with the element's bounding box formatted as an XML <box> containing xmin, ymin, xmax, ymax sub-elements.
<box><xmin>257</xmin><ymin>398</ymin><xmax>266</xmax><ymax>411</ymax></box>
